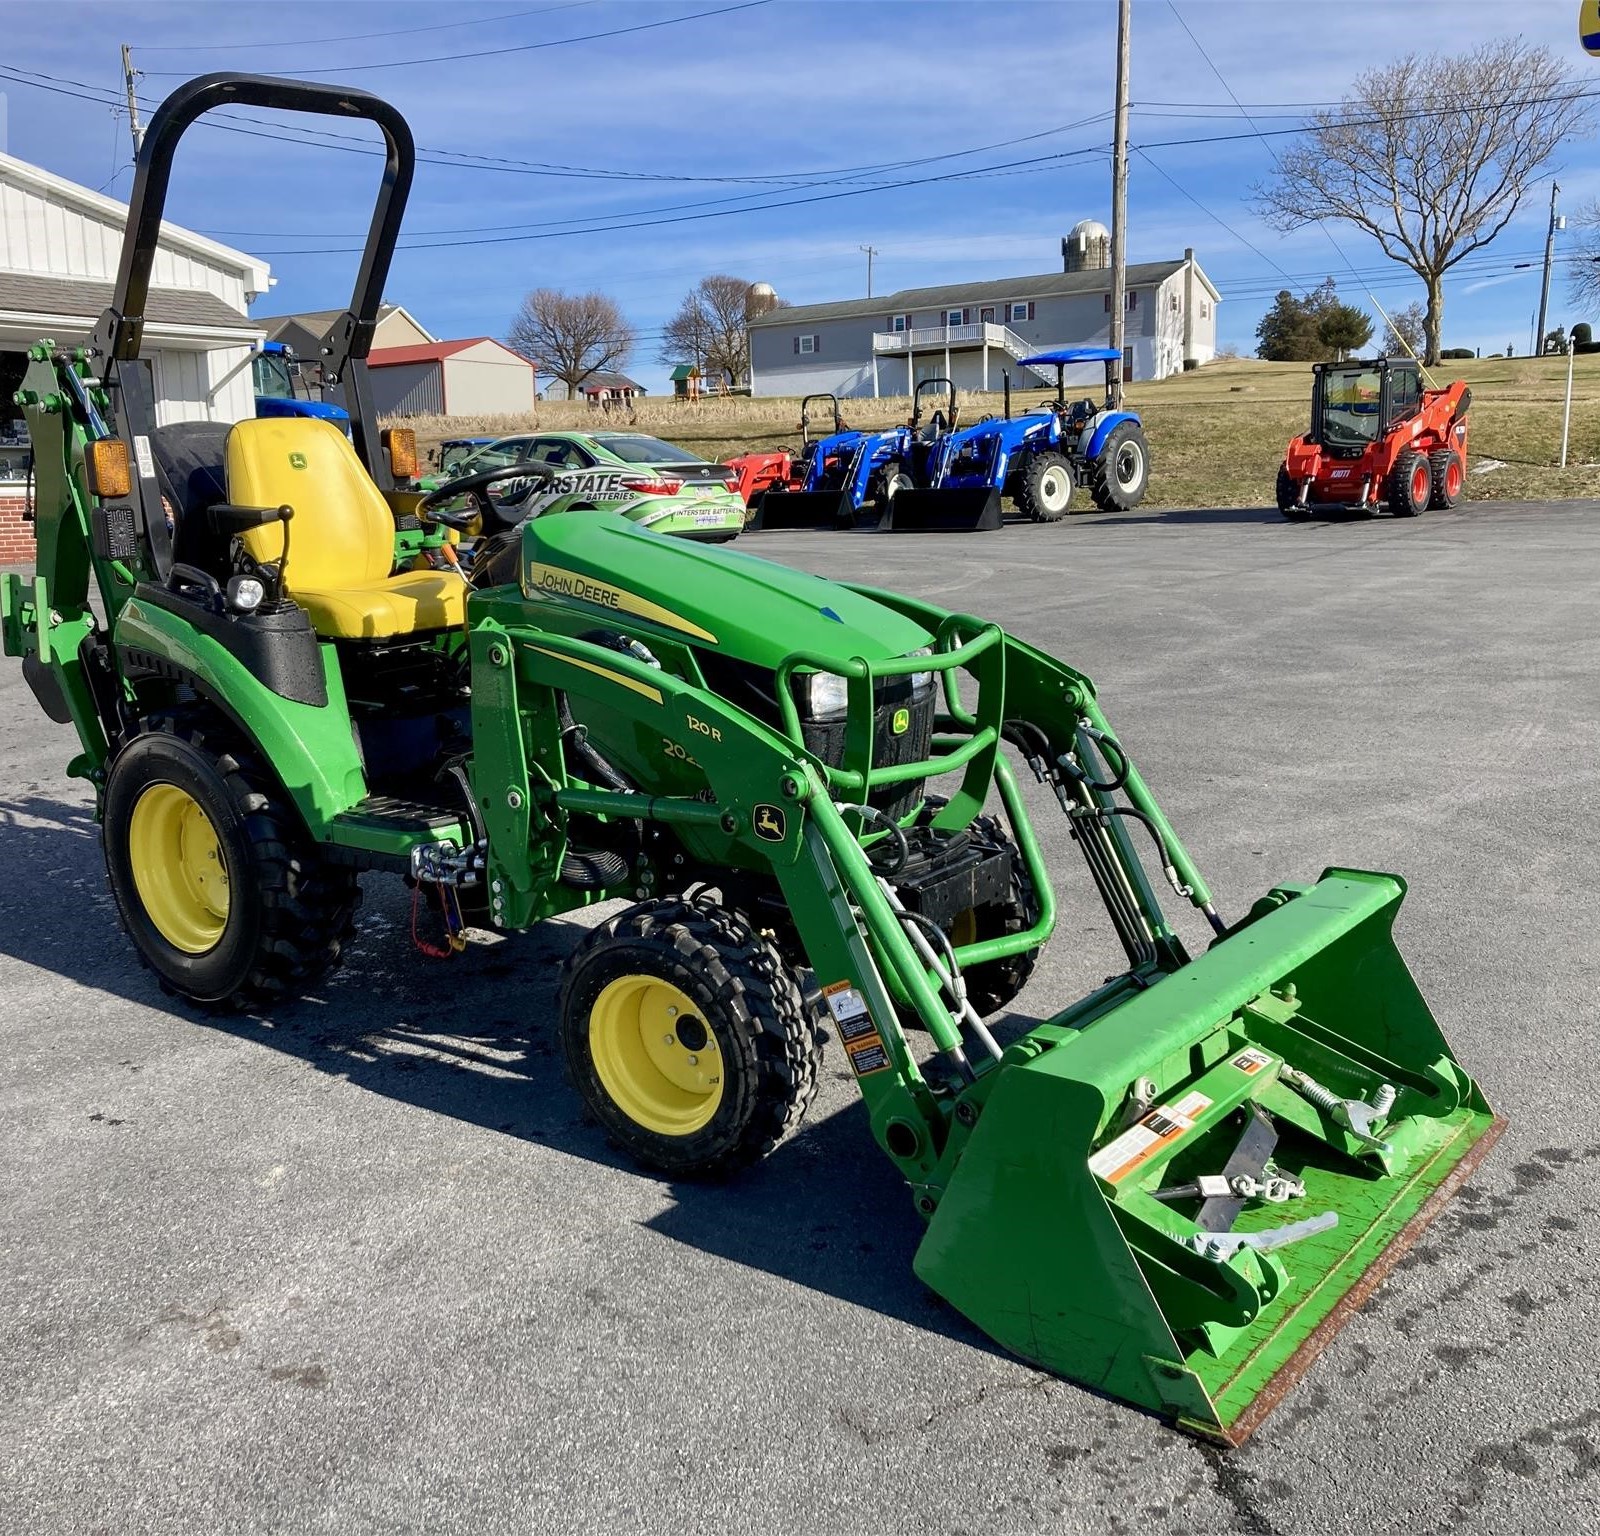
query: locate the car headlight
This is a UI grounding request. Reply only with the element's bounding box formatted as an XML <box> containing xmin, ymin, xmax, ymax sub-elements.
<box><xmin>798</xmin><ymin>670</ymin><xmax>850</xmax><ymax>720</ymax></box>
<box><xmin>907</xmin><ymin>645</ymin><xmax>934</xmax><ymax>693</ymax></box>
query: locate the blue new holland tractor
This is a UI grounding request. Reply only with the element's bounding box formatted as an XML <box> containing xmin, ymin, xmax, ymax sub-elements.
<box><xmin>754</xmin><ymin>377</ymin><xmax>958</xmax><ymax>530</ymax></box>
<box><xmin>891</xmin><ymin>347</ymin><xmax>1149</xmax><ymax>530</ymax></box>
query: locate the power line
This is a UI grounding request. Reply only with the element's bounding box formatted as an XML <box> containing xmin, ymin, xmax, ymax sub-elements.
<box><xmin>0</xmin><ymin>63</ymin><xmax>1111</xmax><ymax>198</ymax></box>
<box><xmin>141</xmin><ymin>0</ymin><xmax>777</xmax><ymax>77</ymax></box>
<box><xmin>138</xmin><ymin>3</ymin><xmax>597</xmax><ymax>51</ymax></box>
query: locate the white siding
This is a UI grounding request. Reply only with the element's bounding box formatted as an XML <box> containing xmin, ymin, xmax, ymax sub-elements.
<box><xmin>0</xmin><ymin>179</ymin><xmax>250</xmax><ymax>311</ymax></box>
<box><xmin>440</xmin><ymin>348</ymin><xmax>536</xmax><ymax>415</ymax></box>
<box><xmin>370</xmin><ymin>362</ymin><xmax>444</xmax><ymax>416</ymax></box>
<box><xmin>147</xmin><ymin>345</ymin><xmax>254</xmax><ymax>427</ymax></box>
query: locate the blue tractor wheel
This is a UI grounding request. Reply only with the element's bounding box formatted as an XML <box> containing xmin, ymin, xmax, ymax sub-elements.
<box><xmin>1087</xmin><ymin>420</ymin><xmax>1150</xmax><ymax>512</ymax></box>
<box><xmin>1015</xmin><ymin>451</ymin><xmax>1075</xmax><ymax>522</ymax></box>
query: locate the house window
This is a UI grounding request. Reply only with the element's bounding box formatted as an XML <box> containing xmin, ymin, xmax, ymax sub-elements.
<box><xmin>1009</xmin><ymin>302</ymin><xmax>1029</xmax><ymax>323</ymax></box>
<box><xmin>1201</xmin><ymin>302</ymin><xmax>1210</xmax><ymax>318</ymax></box>
<box><xmin>796</xmin><ymin>334</ymin><xmax>818</xmax><ymax>355</ymax></box>
<box><xmin>945</xmin><ymin>308</ymin><xmax>966</xmax><ymax>327</ymax></box>
<box><xmin>1127</xmin><ymin>290</ymin><xmax>1138</xmax><ymax>311</ymax></box>
<box><xmin>889</xmin><ymin>314</ymin><xmax>908</xmax><ymax>333</ymax></box>
<box><xmin>1171</xmin><ymin>294</ymin><xmax>1180</xmax><ymax>312</ymax></box>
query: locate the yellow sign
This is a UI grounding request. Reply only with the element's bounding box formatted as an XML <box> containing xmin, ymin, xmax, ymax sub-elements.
<box><xmin>1584</xmin><ymin>0</ymin><xmax>1600</xmax><ymax>56</ymax></box>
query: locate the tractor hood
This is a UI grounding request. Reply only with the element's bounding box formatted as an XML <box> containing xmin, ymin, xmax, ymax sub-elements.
<box><xmin>517</xmin><ymin>512</ymin><xmax>932</xmax><ymax>667</ymax></box>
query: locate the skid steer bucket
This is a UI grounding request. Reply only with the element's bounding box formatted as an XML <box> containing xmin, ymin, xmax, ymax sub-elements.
<box><xmin>913</xmin><ymin>868</ymin><xmax>1501</xmax><ymax>1443</ymax></box>
<box><xmin>749</xmin><ymin>488</ymin><xmax>853</xmax><ymax>530</ymax></box>
<box><xmin>879</xmin><ymin>487</ymin><xmax>1003</xmax><ymax>532</ymax></box>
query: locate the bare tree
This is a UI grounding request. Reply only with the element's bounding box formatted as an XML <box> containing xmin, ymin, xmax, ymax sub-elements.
<box><xmin>1381</xmin><ymin>301</ymin><xmax>1428</xmax><ymax>358</ymax></box>
<box><xmin>508</xmin><ymin>288</ymin><xmax>633</xmax><ymax>399</ymax></box>
<box><xmin>1255</xmin><ymin>39</ymin><xmax>1589</xmax><ymax>365</ymax></box>
<box><xmin>1573</xmin><ymin>199</ymin><xmax>1600</xmax><ymax>316</ymax></box>
<box><xmin>658</xmin><ymin>290</ymin><xmax>714</xmax><ymax>377</ymax></box>
<box><xmin>660</xmin><ymin>275</ymin><xmax>770</xmax><ymax>388</ymax></box>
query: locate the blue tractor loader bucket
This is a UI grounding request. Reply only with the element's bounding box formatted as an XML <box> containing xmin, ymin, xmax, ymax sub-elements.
<box><xmin>749</xmin><ymin>488</ymin><xmax>854</xmax><ymax>530</ymax></box>
<box><xmin>878</xmin><ymin>486</ymin><xmax>1003</xmax><ymax>532</ymax></box>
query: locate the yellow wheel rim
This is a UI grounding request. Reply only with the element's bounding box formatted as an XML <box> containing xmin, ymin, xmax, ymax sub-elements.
<box><xmin>589</xmin><ymin>975</ymin><xmax>724</xmax><ymax>1136</ymax></box>
<box><xmin>950</xmin><ymin>908</ymin><xmax>979</xmax><ymax>949</ymax></box>
<box><xmin>127</xmin><ymin>783</ymin><xmax>231</xmax><ymax>955</ymax></box>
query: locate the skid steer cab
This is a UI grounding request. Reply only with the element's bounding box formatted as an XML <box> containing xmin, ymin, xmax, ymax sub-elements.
<box><xmin>1</xmin><ymin>71</ymin><xmax>1502</xmax><ymax>1446</ymax></box>
<box><xmin>1277</xmin><ymin>357</ymin><xmax>1470</xmax><ymax>520</ymax></box>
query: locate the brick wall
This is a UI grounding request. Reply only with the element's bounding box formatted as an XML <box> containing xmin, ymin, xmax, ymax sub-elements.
<box><xmin>0</xmin><ymin>492</ymin><xmax>33</xmax><ymax>566</ymax></box>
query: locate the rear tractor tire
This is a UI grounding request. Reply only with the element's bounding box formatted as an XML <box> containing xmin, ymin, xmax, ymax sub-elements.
<box><xmin>1276</xmin><ymin>464</ymin><xmax>1311</xmax><ymax>521</ymax></box>
<box><xmin>559</xmin><ymin>895</ymin><xmax>821</xmax><ymax>1177</ymax></box>
<box><xmin>102</xmin><ymin>714</ymin><xmax>360</xmax><ymax>1010</ymax></box>
<box><xmin>1087</xmin><ymin>421</ymin><xmax>1150</xmax><ymax>512</ymax></box>
<box><xmin>1015</xmin><ymin>451</ymin><xmax>1075</xmax><ymax>521</ymax></box>
<box><xmin>1387</xmin><ymin>448</ymin><xmax>1432</xmax><ymax>517</ymax></box>
<box><xmin>1429</xmin><ymin>447</ymin><xmax>1465</xmax><ymax>509</ymax></box>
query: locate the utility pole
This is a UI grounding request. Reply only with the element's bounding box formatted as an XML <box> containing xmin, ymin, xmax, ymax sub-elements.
<box><xmin>121</xmin><ymin>44</ymin><xmax>144</xmax><ymax>159</ymax></box>
<box><xmin>1534</xmin><ymin>181</ymin><xmax>1563</xmax><ymax>358</ymax></box>
<box><xmin>860</xmin><ymin>244</ymin><xmax>879</xmax><ymax>299</ymax></box>
<box><xmin>1107</xmin><ymin>0</ymin><xmax>1130</xmax><ymax>406</ymax></box>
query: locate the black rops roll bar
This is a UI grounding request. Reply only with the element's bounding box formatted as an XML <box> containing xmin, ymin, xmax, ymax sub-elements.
<box><xmin>90</xmin><ymin>73</ymin><xmax>416</xmax><ymax>502</ymax></box>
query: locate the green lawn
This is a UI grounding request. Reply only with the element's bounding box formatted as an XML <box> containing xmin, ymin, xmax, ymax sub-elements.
<box><xmin>395</xmin><ymin>353</ymin><xmax>1600</xmax><ymax>509</ymax></box>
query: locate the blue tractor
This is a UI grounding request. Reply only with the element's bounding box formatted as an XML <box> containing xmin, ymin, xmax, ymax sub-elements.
<box><xmin>752</xmin><ymin>377</ymin><xmax>958</xmax><ymax>530</ymax></box>
<box><xmin>895</xmin><ymin>347</ymin><xmax>1149</xmax><ymax>529</ymax></box>
<box><xmin>251</xmin><ymin>339</ymin><xmax>351</xmax><ymax>430</ymax></box>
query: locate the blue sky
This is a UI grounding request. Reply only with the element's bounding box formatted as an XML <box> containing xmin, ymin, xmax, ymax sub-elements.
<box><xmin>3</xmin><ymin>0</ymin><xmax>1597</xmax><ymax>391</ymax></box>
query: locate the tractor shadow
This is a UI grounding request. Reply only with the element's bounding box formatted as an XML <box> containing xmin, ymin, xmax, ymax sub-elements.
<box><xmin>1087</xmin><ymin>504</ymin><xmax>1302</xmax><ymax>528</ymax></box>
<box><xmin>0</xmin><ymin>793</ymin><xmax>1000</xmax><ymax>1355</ymax></box>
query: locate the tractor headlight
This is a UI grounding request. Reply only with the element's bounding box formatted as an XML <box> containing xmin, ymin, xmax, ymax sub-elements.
<box><xmin>798</xmin><ymin>670</ymin><xmax>850</xmax><ymax>721</ymax></box>
<box><xmin>227</xmin><ymin>575</ymin><xmax>266</xmax><ymax>613</ymax></box>
<box><xmin>907</xmin><ymin>646</ymin><xmax>934</xmax><ymax>693</ymax></box>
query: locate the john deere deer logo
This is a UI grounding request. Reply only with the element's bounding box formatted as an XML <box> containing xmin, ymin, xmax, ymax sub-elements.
<box><xmin>891</xmin><ymin>707</ymin><xmax>911</xmax><ymax>735</ymax></box>
<box><xmin>288</xmin><ymin>451</ymin><xmax>308</xmax><ymax>469</ymax></box>
<box><xmin>753</xmin><ymin>804</ymin><xmax>786</xmax><ymax>842</ymax></box>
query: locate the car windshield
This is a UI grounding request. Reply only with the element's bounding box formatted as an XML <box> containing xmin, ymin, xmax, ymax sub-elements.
<box><xmin>1320</xmin><ymin>368</ymin><xmax>1381</xmax><ymax>447</ymax></box>
<box><xmin>456</xmin><ymin>437</ymin><xmax>533</xmax><ymax>473</ymax></box>
<box><xmin>593</xmin><ymin>433</ymin><xmax>695</xmax><ymax>464</ymax></box>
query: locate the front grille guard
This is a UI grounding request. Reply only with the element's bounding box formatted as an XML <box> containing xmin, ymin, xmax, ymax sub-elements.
<box><xmin>776</xmin><ymin>618</ymin><xmax>1057</xmax><ymax>1049</ymax></box>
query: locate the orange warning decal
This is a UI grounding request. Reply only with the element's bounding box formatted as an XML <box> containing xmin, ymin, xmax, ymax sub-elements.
<box><xmin>1088</xmin><ymin>1091</ymin><xmax>1213</xmax><ymax>1184</ymax></box>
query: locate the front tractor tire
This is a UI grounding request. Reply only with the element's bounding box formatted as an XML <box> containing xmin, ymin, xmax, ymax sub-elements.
<box><xmin>102</xmin><ymin>716</ymin><xmax>360</xmax><ymax>1010</ymax></box>
<box><xmin>1387</xmin><ymin>448</ymin><xmax>1432</xmax><ymax>517</ymax></box>
<box><xmin>1429</xmin><ymin>447</ymin><xmax>1465</xmax><ymax>509</ymax></box>
<box><xmin>946</xmin><ymin>815</ymin><xmax>1044</xmax><ymax>1017</ymax></box>
<box><xmin>1015</xmin><ymin>450</ymin><xmax>1075</xmax><ymax>521</ymax></box>
<box><xmin>1087</xmin><ymin>420</ymin><xmax>1150</xmax><ymax>512</ymax></box>
<box><xmin>559</xmin><ymin>896</ymin><xmax>821</xmax><ymax>1177</ymax></box>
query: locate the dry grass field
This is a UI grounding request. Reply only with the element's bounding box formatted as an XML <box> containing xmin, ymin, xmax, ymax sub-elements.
<box><xmin>389</xmin><ymin>352</ymin><xmax>1600</xmax><ymax>509</ymax></box>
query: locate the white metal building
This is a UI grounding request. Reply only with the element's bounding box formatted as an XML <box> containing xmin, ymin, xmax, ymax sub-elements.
<box><xmin>0</xmin><ymin>147</ymin><xmax>269</xmax><ymax>477</ymax></box>
<box><xmin>365</xmin><ymin>337</ymin><xmax>537</xmax><ymax>418</ymax></box>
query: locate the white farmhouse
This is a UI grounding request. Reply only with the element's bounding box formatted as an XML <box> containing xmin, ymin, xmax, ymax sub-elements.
<box><xmin>749</xmin><ymin>230</ymin><xmax>1219</xmax><ymax>399</ymax></box>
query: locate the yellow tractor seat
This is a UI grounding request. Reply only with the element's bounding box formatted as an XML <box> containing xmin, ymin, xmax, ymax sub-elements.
<box><xmin>224</xmin><ymin>417</ymin><xmax>466</xmax><ymax>640</ymax></box>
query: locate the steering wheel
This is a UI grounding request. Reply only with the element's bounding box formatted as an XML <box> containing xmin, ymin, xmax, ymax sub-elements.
<box><xmin>419</xmin><ymin>462</ymin><xmax>556</xmax><ymax>532</ymax></box>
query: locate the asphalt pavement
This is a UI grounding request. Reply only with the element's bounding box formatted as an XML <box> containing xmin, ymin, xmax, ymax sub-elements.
<box><xmin>2</xmin><ymin>497</ymin><xmax>1598</xmax><ymax>1535</ymax></box>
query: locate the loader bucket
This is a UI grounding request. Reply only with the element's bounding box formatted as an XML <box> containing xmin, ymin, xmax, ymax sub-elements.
<box><xmin>749</xmin><ymin>488</ymin><xmax>853</xmax><ymax>530</ymax></box>
<box><xmin>878</xmin><ymin>487</ymin><xmax>1003</xmax><ymax>532</ymax></box>
<box><xmin>915</xmin><ymin>869</ymin><xmax>1501</xmax><ymax>1444</ymax></box>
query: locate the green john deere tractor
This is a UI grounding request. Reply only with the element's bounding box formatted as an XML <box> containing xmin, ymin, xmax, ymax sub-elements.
<box><xmin>1</xmin><ymin>74</ymin><xmax>1502</xmax><ymax>1444</ymax></box>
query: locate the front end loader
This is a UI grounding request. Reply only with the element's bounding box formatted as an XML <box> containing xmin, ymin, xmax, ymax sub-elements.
<box><xmin>2</xmin><ymin>72</ymin><xmax>1502</xmax><ymax>1445</ymax></box>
